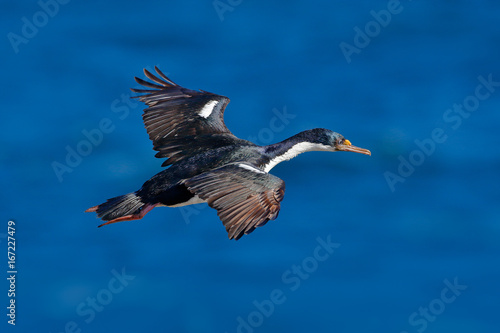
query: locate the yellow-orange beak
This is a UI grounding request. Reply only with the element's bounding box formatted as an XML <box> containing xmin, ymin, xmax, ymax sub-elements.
<box><xmin>337</xmin><ymin>139</ymin><xmax>371</xmax><ymax>155</ymax></box>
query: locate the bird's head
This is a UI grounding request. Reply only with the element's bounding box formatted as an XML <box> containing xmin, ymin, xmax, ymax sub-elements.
<box><xmin>306</xmin><ymin>128</ymin><xmax>371</xmax><ymax>155</ymax></box>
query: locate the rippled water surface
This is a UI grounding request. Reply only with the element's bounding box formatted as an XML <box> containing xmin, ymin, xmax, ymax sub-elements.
<box><xmin>1</xmin><ymin>1</ymin><xmax>499</xmax><ymax>332</ymax></box>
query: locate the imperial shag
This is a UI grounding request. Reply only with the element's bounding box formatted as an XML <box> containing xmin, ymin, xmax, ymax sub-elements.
<box><xmin>86</xmin><ymin>67</ymin><xmax>371</xmax><ymax>240</ymax></box>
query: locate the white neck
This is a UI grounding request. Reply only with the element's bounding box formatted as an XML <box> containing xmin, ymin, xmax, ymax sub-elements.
<box><xmin>262</xmin><ymin>142</ymin><xmax>331</xmax><ymax>173</ymax></box>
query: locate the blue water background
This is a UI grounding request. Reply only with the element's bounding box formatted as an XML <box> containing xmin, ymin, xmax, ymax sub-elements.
<box><xmin>1</xmin><ymin>0</ymin><xmax>499</xmax><ymax>332</ymax></box>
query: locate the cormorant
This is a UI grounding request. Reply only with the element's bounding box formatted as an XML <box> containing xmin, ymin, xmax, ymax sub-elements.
<box><xmin>86</xmin><ymin>67</ymin><xmax>370</xmax><ymax>240</ymax></box>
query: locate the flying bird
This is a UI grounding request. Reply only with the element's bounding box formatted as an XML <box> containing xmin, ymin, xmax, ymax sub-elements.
<box><xmin>86</xmin><ymin>67</ymin><xmax>371</xmax><ymax>240</ymax></box>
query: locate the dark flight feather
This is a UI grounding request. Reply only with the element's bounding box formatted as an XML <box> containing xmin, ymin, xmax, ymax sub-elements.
<box><xmin>185</xmin><ymin>164</ymin><xmax>285</xmax><ymax>240</ymax></box>
<box><xmin>131</xmin><ymin>67</ymin><xmax>237</xmax><ymax>166</ymax></box>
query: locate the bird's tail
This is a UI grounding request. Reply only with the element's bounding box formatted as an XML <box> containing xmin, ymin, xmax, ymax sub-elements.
<box><xmin>86</xmin><ymin>192</ymin><xmax>153</xmax><ymax>227</ymax></box>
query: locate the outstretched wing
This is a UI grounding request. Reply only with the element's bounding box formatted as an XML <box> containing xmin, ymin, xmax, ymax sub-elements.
<box><xmin>185</xmin><ymin>163</ymin><xmax>286</xmax><ymax>240</ymax></box>
<box><xmin>132</xmin><ymin>67</ymin><xmax>236</xmax><ymax>166</ymax></box>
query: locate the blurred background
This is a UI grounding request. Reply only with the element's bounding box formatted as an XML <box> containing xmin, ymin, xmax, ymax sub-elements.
<box><xmin>1</xmin><ymin>0</ymin><xmax>499</xmax><ymax>332</ymax></box>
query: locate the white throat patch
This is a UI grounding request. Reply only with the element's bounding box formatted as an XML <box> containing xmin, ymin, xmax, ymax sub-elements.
<box><xmin>198</xmin><ymin>100</ymin><xmax>219</xmax><ymax>118</ymax></box>
<box><xmin>263</xmin><ymin>142</ymin><xmax>331</xmax><ymax>172</ymax></box>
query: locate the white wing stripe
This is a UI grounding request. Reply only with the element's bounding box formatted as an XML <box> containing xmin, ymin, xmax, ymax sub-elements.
<box><xmin>238</xmin><ymin>164</ymin><xmax>266</xmax><ymax>174</ymax></box>
<box><xmin>199</xmin><ymin>100</ymin><xmax>219</xmax><ymax>118</ymax></box>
